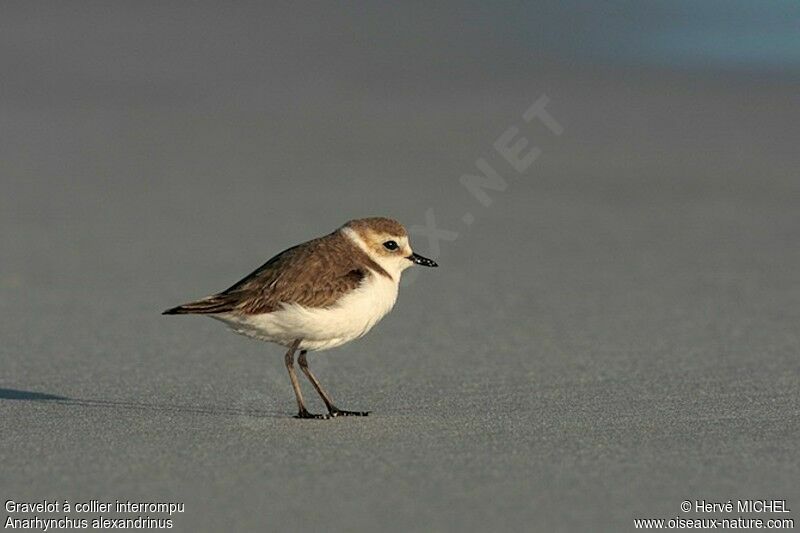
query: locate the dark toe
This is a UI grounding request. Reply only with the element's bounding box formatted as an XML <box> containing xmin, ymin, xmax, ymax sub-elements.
<box><xmin>329</xmin><ymin>408</ymin><xmax>370</xmax><ymax>417</ymax></box>
<box><xmin>294</xmin><ymin>410</ymin><xmax>330</xmax><ymax>420</ymax></box>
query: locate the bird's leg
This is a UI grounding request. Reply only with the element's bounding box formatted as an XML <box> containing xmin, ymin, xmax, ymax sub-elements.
<box><xmin>298</xmin><ymin>350</ymin><xmax>370</xmax><ymax>417</ymax></box>
<box><xmin>285</xmin><ymin>340</ymin><xmax>327</xmax><ymax>419</ymax></box>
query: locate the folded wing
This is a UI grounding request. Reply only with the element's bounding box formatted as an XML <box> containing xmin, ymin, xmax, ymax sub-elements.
<box><xmin>162</xmin><ymin>233</ymin><xmax>366</xmax><ymax>316</ymax></box>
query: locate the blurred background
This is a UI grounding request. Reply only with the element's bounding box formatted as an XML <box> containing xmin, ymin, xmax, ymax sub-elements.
<box><xmin>1</xmin><ymin>2</ymin><xmax>798</xmax><ymax>531</ymax></box>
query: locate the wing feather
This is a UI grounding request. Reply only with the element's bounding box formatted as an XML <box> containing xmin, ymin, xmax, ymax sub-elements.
<box><xmin>163</xmin><ymin>232</ymin><xmax>368</xmax><ymax>316</ymax></box>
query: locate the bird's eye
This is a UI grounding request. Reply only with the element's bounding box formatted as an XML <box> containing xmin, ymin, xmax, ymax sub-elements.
<box><xmin>383</xmin><ymin>240</ymin><xmax>398</xmax><ymax>251</ymax></box>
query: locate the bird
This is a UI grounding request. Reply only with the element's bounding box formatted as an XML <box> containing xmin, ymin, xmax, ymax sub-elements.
<box><xmin>163</xmin><ymin>217</ymin><xmax>438</xmax><ymax>419</ymax></box>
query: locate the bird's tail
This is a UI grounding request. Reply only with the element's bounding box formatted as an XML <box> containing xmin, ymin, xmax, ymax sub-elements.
<box><xmin>162</xmin><ymin>295</ymin><xmax>233</xmax><ymax>315</ymax></box>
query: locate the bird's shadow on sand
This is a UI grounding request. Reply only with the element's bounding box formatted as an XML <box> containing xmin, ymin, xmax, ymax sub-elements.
<box><xmin>0</xmin><ymin>387</ymin><xmax>285</xmax><ymax>419</ymax></box>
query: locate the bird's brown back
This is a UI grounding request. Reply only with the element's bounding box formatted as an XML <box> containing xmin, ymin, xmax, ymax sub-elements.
<box><xmin>163</xmin><ymin>230</ymin><xmax>390</xmax><ymax>316</ymax></box>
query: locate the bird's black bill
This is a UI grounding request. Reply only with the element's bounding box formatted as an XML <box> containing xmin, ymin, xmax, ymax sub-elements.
<box><xmin>408</xmin><ymin>252</ymin><xmax>438</xmax><ymax>267</ymax></box>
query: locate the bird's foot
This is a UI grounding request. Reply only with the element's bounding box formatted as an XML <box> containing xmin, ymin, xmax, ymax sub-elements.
<box><xmin>328</xmin><ymin>406</ymin><xmax>370</xmax><ymax>417</ymax></box>
<box><xmin>294</xmin><ymin>409</ymin><xmax>329</xmax><ymax>420</ymax></box>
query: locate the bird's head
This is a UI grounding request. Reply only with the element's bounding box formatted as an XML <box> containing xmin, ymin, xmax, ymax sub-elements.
<box><xmin>342</xmin><ymin>217</ymin><xmax>438</xmax><ymax>279</ymax></box>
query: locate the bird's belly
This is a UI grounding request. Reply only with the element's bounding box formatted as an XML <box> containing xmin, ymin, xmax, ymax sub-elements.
<box><xmin>214</xmin><ymin>274</ymin><xmax>399</xmax><ymax>351</ymax></box>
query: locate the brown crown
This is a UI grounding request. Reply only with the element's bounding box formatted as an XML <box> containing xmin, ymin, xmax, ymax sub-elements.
<box><xmin>343</xmin><ymin>217</ymin><xmax>408</xmax><ymax>237</ymax></box>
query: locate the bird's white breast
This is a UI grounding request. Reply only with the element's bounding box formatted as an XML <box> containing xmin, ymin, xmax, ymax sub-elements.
<box><xmin>215</xmin><ymin>272</ymin><xmax>399</xmax><ymax>351</ymax></box>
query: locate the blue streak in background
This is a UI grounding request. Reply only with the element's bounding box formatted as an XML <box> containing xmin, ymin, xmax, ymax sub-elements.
<box><xmin>513</xmin><ymin>0</ymin><xmax>800</xmax><ymax>71</ymax></box>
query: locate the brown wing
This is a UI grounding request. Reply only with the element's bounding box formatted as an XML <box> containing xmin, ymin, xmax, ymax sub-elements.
<box><xmin>163</xmin><ymin>232</ymin><xmax>367</xmax><ymax>315</ymax></box>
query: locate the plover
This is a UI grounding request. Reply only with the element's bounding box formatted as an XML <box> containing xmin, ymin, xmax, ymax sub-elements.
<box><xmin>163</xmin><ymin>217</ymin><xmax>438</xmax><ymax>419</ymax></box>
